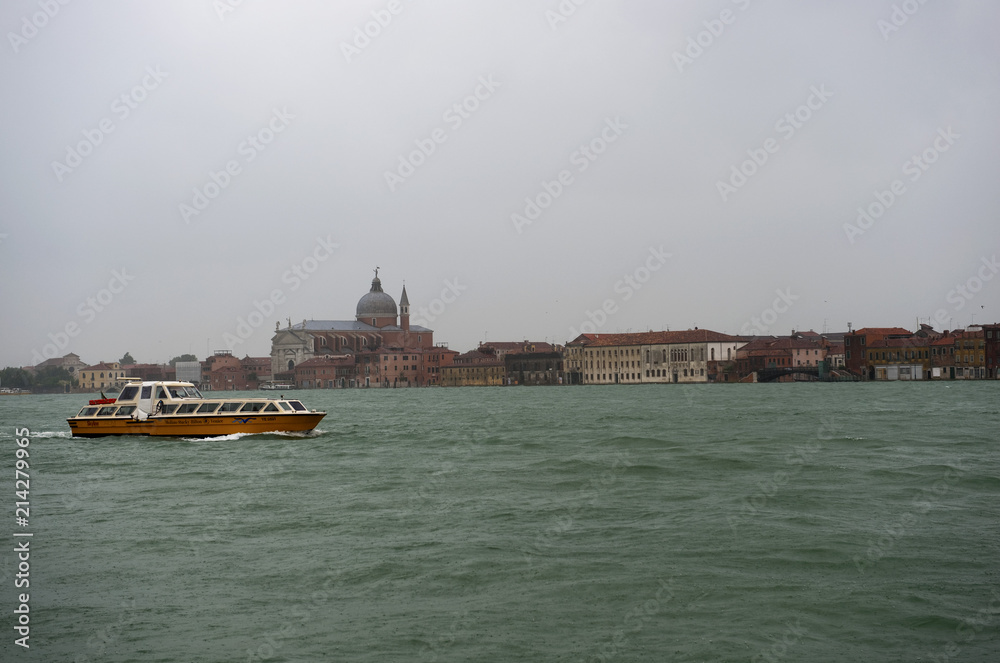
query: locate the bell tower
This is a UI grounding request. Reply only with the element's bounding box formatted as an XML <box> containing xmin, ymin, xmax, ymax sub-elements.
<box><xmin>400</xmin><ymin>284</ymin><xmax>410</xmax><ymax>332</ymax></box>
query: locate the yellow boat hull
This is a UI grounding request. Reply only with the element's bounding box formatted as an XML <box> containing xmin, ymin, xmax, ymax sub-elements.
<box><xmin>67</xmin><ymin>412</ymin><xmax>325</xmax><ymax>438</ymax></box>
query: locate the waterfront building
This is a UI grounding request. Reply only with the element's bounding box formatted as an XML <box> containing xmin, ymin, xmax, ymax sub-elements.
<box><xmin>477</xmin><ymin>341</ymin><xmax>559</xmax><ymax>360</ymax></box>
<box><xmin>580</xmin><ymin>329</ymin><xmax>743</xmax><ymax>384</ymax></box>
<box><xmin>930</xmin><ymin>333</ymin><xmax>957</xmax><ymax>379</ymax></box>
<box><xmin>33</xmin><ymin>352</ymin><xmax>87</xmax><ymax>376</ymax></box>
<box><xmin>865</xmin><ymin>336</ymin><xmax>931</xmax><ymax>380</ymax></box>
<box><xmin>984</xmin><ymin>324</ymin><xmax>1000</xmax><ymax>379</ymax></box>
<box><xmin>843</xmin><ymin>327</ymin><xmax>912</xmax><ymax>377</ymax></box>
<box><xmin>353</xmin><ymin>345</ymin><xmax>458</xmax><ymax>388</ymax></box>
<box><xmin>735</xmin><ymin>335</ymin><xmax>828</xmax><ymax>380</ymax></box>
<box><xmin>504</xmin><ymin>351</ymin><xmax>565</xmax><ymax>385</ymax></box>
<box><xmin>78</xmin><ymin>362</ymin><xmax>127</xmax><ymax>391</ymax></box>
<box><xmin>124</xmin><ymin>363</ymin><xmax>167</xmax><ymax>382</ymax></box>
<box><xmin>294</xmin><ymin>354</ymin><xmax>357</xmax><ymax>388</ymax></box>
<box><xmin>564</xmin><ymin>334</ymin><xmax>598</xmax><ymax>385</ymax></box>
<box><xmin>440</xmin><ymin>346</ymin><xmax>505</xmax><ymax>386</ymax></box>
<box><xmin>953</xmin><ymin>328</ymin><xmax>986</xmax><ymax>379</ymax></box>
<box><xmin>202</xmin><ymin>351</ymin><xmax>273</xmax><ymax>390</ymax></box>
<box><xmin>175</xmin><ymin>361</ymin><xmax>202</xmax><ymax>384</ymax></box>
<box><xmin>826</xmin><ymin>342</ymin><xmax>845</xmax><ymax>368</ymax></box>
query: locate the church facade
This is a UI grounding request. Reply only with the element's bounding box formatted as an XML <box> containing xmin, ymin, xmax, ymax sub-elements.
<box><xmin>270</xmin><ymin>271</ymin><xmax>453</xmax><ymax>387</ymax></box>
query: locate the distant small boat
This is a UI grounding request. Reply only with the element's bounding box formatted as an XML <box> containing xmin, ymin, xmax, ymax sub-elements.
<box><xmin>259</xmin><ymin>382</ymin><xmax>295</xmax><ymax>390</ymax></box>
<box><xmin>67</xmin><ymin>380</ymin><xmax>325</xmax><ymax>438</ymax></box>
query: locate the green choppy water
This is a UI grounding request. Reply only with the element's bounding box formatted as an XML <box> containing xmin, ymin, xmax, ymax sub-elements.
<box><xmin>1</xmin><ymin>383</ymin><xmax>998</xmax><ymax>662</ymax></box>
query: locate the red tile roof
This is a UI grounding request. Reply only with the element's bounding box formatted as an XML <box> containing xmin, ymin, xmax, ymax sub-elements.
<box><xmin>587</xmin><ymin>329</ymin><xmax>741</xmax><ymax>347</ymax></box>
<box><xmin>82</xmin><ymin>362</ymin><xmax>120</xmax><ymax>371</ymax></box>
<box><xmin>853</xmin><ymin>327</ymin><xmax>912</xmax><ymax>337</ymax></box>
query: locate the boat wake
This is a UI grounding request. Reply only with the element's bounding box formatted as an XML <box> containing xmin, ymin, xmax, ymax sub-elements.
<box><xmin>182</xmin><ymin>429</ymin><xmax>326</xmax><ymax>442</ymax></box>
<box><xmin>29</xmin><ymin>431</ymin><xmax>73</xmax><ymax>439</ymax></box>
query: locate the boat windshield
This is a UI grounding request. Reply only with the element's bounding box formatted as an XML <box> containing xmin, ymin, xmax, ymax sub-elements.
<box><xmin>118</xmin><ymin>385</ymin><xmax>139</xmax><ymax>401</ymax></box>
<box><xmin>169</xmin><ymin>386</ymin><xmax>204</xmax><ymax>399</ymax></box>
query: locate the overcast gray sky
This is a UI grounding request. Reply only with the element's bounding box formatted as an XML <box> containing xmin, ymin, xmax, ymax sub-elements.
<box><xmin>2</xmin><ymin>0</ymin><xmax>998</xmax><ymax>367</ymax></box>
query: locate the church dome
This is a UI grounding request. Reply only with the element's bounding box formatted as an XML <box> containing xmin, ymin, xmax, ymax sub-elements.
<box><xmin>356</xmin><ymin>274</ymin><xmax>397</xmax><ymax>320</ymax></box>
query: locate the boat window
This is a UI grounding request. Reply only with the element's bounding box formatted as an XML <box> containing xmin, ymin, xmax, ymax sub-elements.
<box><xmin>78</xmin><ymin>407</ymin><xmax>99</xmax><ymax>416</ymax></box>
<box><xmin>288</xmin><ymin>401</ymin><xmax>307</xmax><ymax>412</ymax></box>
<box><xmin>278</xmin><ymin>402</ymin><xmax>292</xmax><ymax>411</ymax></box>
<box><xmin>197</xmin><ymin>402</ymin><xmax>221</xmax><ymax>413</ymax></box>
<box><xmin>263</xmin><ymin>403</ymin><xmax>279</xmax><ymax>413</ymax></box>
<box><xmin>117</xmin><ymin>406</ymin><xmax>136</xmax><ymax>416</ymax></box>
<box><xmin>141</xmin><ymin>385</ymin><xmax>152</xmax><ymax>399</ymax></box>
<box><xmin>97</xmin><ymin>406</ymin><xmax>118</xmax><ymax>416</ymax></box>
<box><xmin>119</xmin><ymin>386</ymin><xmax>139</xmax><ymax>401</ymax></box>
<box><xmin>240</xmin><ymin>402</ymin><xmax>265</xmax><ymax>412</ymax></box>
<box><xmin>159</xmin><ymin>404</ymin><xmax>178</xmax><ymax>415</ymax></box>
<box><xmin>184</xmin><ymin>387</ymin><xmax>203</xmax><ymax>399</ymax></box>
<box><xmin>156</xmin><ymin>386</ymin><xmax>169</xmax><ymax>400</ymax></box>
<box><xmin>218</xmin><ymin>403</ymin><xmax>243</xmax><ymax>413</ymax></box>
<box><xmin>176</xmin><ymin>404</ymin><xmax>200</xmax><ymax>414</ymax></box>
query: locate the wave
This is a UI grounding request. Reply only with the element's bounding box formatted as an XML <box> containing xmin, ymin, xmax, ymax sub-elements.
<box><xmin>182</xmin><ymin>429</ymin><xmax>327</xmax><ymax>442</ymax></box>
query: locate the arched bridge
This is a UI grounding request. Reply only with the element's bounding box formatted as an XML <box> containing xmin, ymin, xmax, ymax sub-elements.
<box><xmin>755</xmin><ymin>366</ymin><xmax>859</xmax><ymax>382</ymax></box>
